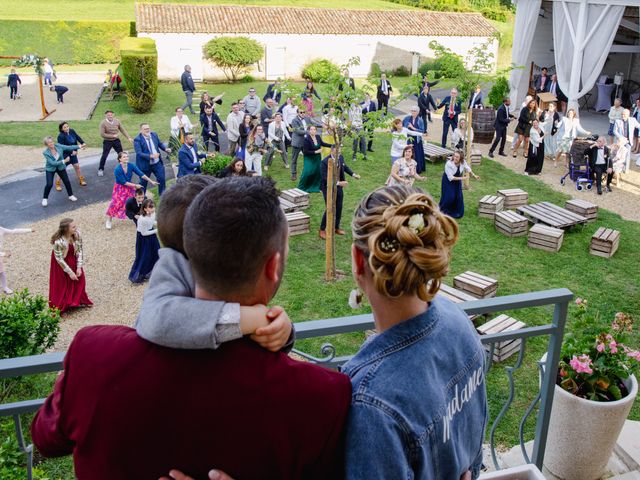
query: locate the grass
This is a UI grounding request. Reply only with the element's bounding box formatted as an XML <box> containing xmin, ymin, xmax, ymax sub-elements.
<box><xmin>1</xmin><ymin>81</ymin><xmax>638</xmax><ymax>477</ymax></box>
<box><xmin>0</xmin><ymin>0</ymin><xmax>417</xmax><ymax>21</ymax></box>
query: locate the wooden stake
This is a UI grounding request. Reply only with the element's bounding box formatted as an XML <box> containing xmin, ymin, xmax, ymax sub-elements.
<box><xmin>464</xmin><ymin>106</ymin><xmax>473</xmax><ymax>190</ymax></box>
<box><xmin>38</xmin><ymin>75</ymin><xmax>54</xmax><ymax>121</ymax></box>
<box><xmin>325</xmin><ymin>151</ymin><xmax>336</xmax><ymax>281</ymax></box>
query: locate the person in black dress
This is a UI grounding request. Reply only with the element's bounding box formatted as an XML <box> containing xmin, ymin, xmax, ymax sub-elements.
<box><xmin>217</xmin><ymin>158</ymin><xmax>247</xmax><ymax>178</ymax></box>
<box><xmin>524</xmin><ymin>120</ymin><xmax>545</xmax><ymax>175</ymax></box>
<box><xmin>513</xmin><ymin>99</ymin><xmax>537</xmax><ymax>158</ymax></box>
<box><xmin>439</xmin><ymin>150</ymin><xmax>479</xmax><ymax>219</ymax></box>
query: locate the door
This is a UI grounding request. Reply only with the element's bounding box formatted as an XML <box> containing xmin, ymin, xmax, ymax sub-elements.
<box><xmin>266</xmin><ymin>46</ymin><xmax>286</xmax><ymax>80</ymax></box>
<box><xmin>179</xmin><ymin>47</ymin><xmax>203</xmax><ymax>81</ymax></box>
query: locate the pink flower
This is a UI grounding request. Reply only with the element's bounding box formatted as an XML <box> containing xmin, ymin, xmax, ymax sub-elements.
<box><xmin>569</xmin><ymin>354</ymin><xmax>593</xmax><ymax>375</ymax></box>
<box><xmin>575</xmin><ymin>298</ymin><xmax>583</xmax><ymax>305</ymax></box>
<box><xmin>612</xmin><ymin>322</ymin><xmax>620</xmax><ymax>332</ymax></box>
<box><xmin>627</xmin><ymin>351</ymin><xmax>640</xmax><ymax>361</ymax></box>
<box><xmin>609</xmin><ymin>341</ymin><xmax>618</xmax><ymax>354</ymax></box>
<box><xmin>596</xmin><ymin>342</ymin><xmax>605</xmax><ymax>353</ymax></box>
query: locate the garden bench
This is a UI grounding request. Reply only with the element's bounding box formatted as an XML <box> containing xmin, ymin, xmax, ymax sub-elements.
<box><xmin>285</xmin><ymin>211</ymin><xmax>310</xmax><ymax>236</ymax></box>
<box><xmin>497</xmin><ymin>188</ymin><xmax>528</xmax><ymax>209</ymax></box>
<box><xmin>527</xmin><ymin>224</ymin><xmax>564</xmax><ymax>253</ymax></box>
<box><xmin>424</xmin><ymin>143</ymin><xmax>453</xmax><ymax>163</ymax></box>
<box><xmin>589</xmin><ymin>227</ymin><xmax>620</xmax><ymax>258</ymax></box>
<box><xmin>477</xmin><ymin>314</ymin><xmax>526</xmax><ymax>362</ymax></box>
<box><xmin>453</xmin><ymin>271</ymin><xmax>498</xmax><ymax>299</ymax></box>
<box><xmin>517</xmin><ymin>202</ymin><xmax>588</xmax><ymax>229</ymax></box>
<box><xmin>280</xmin><ymin>188</ymin><xmax>309</xmax><ymax>209</ymax></box>
<box><xmin>478</xmin><ymin>195</ymin><xmax>504</xmax><ymax>219</ymax></box>
<box><xmin>494</xmin><ymin>210</ymin><xmax>528</xmax><ymax>237</ymax></box>
<box><xmin>565</xmin><ymin>199</ymin><xmax>598</xmax><ymax>223</ymax></box>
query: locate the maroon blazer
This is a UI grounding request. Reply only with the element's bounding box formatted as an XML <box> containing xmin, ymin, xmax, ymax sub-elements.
<box><xmin>31</xmin><ymin>325</ymin><xmax>351</xmax><ymax>479</ymax></box>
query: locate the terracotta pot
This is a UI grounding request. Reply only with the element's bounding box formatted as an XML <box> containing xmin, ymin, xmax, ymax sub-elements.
<box><xmin>541</xmin><ymin>358</ymin><xmax>637</xmax><ymax>480</ymax></box>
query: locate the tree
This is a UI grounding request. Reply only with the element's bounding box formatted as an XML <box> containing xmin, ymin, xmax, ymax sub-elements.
<box><xmin>120</xmin><ymin>37</ymin><xmax>158</xmax><ymax>114</ymax></box>
<box><xmin>203</xmin><ymin>36</ymin><xmax>263</xmax><ymax>82</ymax></box>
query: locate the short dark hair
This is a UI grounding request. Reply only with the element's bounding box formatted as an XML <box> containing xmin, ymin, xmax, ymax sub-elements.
<box><xmin>135</xmin><ymin>187</ymin><xmax>145</xmax><ymax>196</ymax></box>
<box><xmin>157</xmin><ymin>176</ymin><xmax>217</xmax><ymax>254</ymax></box>
<box><xmin>58</xmin><ymin>121</ymin><xmax>69</xmax><ymax>132</ymax></box>
<box><xmin>105</xmin><ymin>110</ymin><xmax>114</xmax><ymax>114</ymax></box>
<box><xmin>183</xmin><ymin>177</ymin><xmax>287</xmax><ymax>296</ymax></box>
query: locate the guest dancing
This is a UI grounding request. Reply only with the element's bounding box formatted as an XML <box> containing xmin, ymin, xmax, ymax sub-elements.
<box><xmin>390</xmin><ymin>118</ymin><xmax>423</xmax><ymax>165</ymax></box>
<box><xmin>105</xmin><ymin>151</ymin><xmax>157</xmax><ymax>230</ymax></box>
<box><xmin>387</xmin><ymin>145</ymin><xmax>425</xmax><ymax>187</ymax></box>
<box><xmin>513</xmin><ymin>98</ymin><xmax>537</xmax><ymax>158</ymax></box>
<box><xmin>322</xmin><ymin>106</ymin><xmax>340</xmax><ymax>158</ymax></box>
<box><xmin>450</xmin><ymin>119</ymin><xmax>474</xmax><ymax>151</ymax></box>
<box><xmin>417</xmin><ymin>85</ymin><xmax>437</xmax><ymax>131</ymax></box>
<box><xmin>524</xmin><ymin>120</ymin><xmax>545</xmax><ymax>175</ymax></box>
<box><xmin>57</xmin><ymin>121</ymin><xmax>87</xmax><ymax>187</ymax></box>
<box><xmin>301</xmin><ymin>81</ymin><xmax>321</xmax><ymax>116</ymax></box>
<box><xmin>437</xmin><ymin>88</ymin><xmax>461</xmax><ymax>148</ymax></box>
<box><xmin>236</xmin><ymin>114</ymin><xmax>253</xmax><ymax>160</ymax></box>
<box><xmin>125</xmin><ymin>188</ymin><xmax>145</xmax><ymax>225</ymax></box>
<box><xmin>217</xmin><ymin>157</ymin><xmax>248</xmax><ymax>178</ymax></box>
<box><xmin>555</xmin><ymin>109</ymin><xmax>590</xmax><ymax>168</ymax></box>
<box><xmin>129</xmin><ymin>199</ymin><xmax>160</xmax><ymax>284</ymax></box>
<box><xmin>608</xmin><ymin>98</ymin><xmax>623</xmax><ymax>145</ymax></box>
<box><xmin>298</xmin><ymin>125</ymin><xmax>332</xmax><ymax>193</ymax></box>
<box><xmin>538</xmin><ymin>103</ymin><xmax>560</xmax><ymax>167</ymax></box>
<box><xmin>41</xmin><ymin>136</ymin><xmax>83</xmax><ymax>207</ymax></box>
<box><xmin>245</xmin><ymin>125</ymin><xmax>267</xmax><ymax>176</ymax></box>
<box><xmin>439</xmin><ymin>150</ymin><xmax>479</xmax><ymax>219</ymax></box>
<box><xmin>49</xmin><ymin>218</ymin><xmax>92</xmax><ymax>314</ymax></box>
<box><xmin>402</xmin><ymin>106</ymin><xmax>426</xmax><ymax>174</ymax></box>
<box><xmin>0</xmin><ymin>225</ymin><xmax>34</xmax><ymax>295</ymax></box>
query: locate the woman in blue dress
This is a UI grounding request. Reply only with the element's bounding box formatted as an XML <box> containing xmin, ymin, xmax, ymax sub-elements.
<box><xmin>402</xmin><ymin>106</ymin><xmax>426</xmax><ymax>174</ymax></box>
<box><xmin>439</xmin><ymin>150</ymin><xmax>479</xmax><ymax>219</ymax></box>
<box><xmin>129</xmin><ymin>198</ymin><xmax>160</xmax><ymax>284</ymax></box>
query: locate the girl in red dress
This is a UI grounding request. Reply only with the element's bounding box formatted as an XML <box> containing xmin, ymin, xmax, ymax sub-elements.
<box><xmin>49</xmin><ymin>218</ymin><xmax>92</xmax><ymax>314</ymax></box>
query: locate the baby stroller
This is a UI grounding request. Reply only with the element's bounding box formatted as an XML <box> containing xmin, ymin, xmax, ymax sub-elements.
<box><xmin>560</xmin><ymin>137</ymin><xmax>595</xmax><ymax>191</ymax></box>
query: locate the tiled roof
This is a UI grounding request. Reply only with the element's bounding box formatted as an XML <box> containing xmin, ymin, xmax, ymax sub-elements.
<box><xmin>135</xmin><ymin>3</ymin><xmax>497</xmax><ymax>37</ymax></box>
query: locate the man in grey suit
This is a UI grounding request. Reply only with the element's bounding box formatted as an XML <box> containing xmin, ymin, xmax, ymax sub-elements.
<box><xmin>614</xmin><ymin>109</ymin><xmax>640</xmax><ymax>171</ymax></box>
<box><xmin>289</xmin><ymin>108</ymin><xmax>309</xmax><ymax>182</ymax></box>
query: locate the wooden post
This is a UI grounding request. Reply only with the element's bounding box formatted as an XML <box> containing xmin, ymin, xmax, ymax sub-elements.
<box><xmin>463</xmin><ymin>106</ymin><xmax>473</xmax><ymax>190</ymax></box>
<box><xmin>325</xmin><ymin>152</ymin><xmax>336</xmax><ymax>281</ymax></box>
<box><xmin>38</xmin><ymin>74</ymin><xmax>54</xmax><ymax>120</ymax></box>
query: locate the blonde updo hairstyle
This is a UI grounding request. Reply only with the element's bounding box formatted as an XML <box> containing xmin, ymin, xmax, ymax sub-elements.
<box><xmin>352</xmin><ymin>185</ymin><xmax>459</xmax><ymax>302</ymax></box>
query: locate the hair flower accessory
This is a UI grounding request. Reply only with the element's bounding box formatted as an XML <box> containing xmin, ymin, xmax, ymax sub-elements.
<box><xmin>380</xmin><ymin>238</ymin><xmax>399</xmax><ymax>253</ymax></box>
<box><xmin>348</xmin><ymin>288</ymin><xmax>363</xmax><ymax>309</ymax></box>
<box><xmin>408</xmin><ymin>213</ymin><xmax>425</xmax><ymax>234</ymax></box>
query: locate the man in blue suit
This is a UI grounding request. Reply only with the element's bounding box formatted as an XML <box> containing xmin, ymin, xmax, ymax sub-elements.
<box><xmin>133</xmin><ymin>123</ymin><xmax>171</xmax><ymax>195</ymax></box>
<box><xmin>437</xmin><ymin>88</ymin><xmax>462</xmax><ymax>148</ymax></box>
<box><xmin>177</xmin><ymin>133</ymin><xmax>207</xmax><ymax>177</ymax></box>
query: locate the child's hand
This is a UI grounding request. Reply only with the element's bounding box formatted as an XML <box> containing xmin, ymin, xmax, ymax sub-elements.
<box><xmin>250</xmin><ymin>306</ymin><xmax>292</xmax><ymax>352</ymax></box>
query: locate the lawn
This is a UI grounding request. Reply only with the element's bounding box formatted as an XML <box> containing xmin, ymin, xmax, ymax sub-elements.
<box><xmin>1</xmin><ymin>81</ymin><xmax>638</xmax><ymax>478</ymax></box>
<box><xmin>0</xmin><ymin>0</ymin><xmax>417</xmax><ymax>21</ymax></box>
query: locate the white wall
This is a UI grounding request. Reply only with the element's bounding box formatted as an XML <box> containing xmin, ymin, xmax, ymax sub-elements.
<box><xmin>140</xmin><ymin>32</ymin><xmax>498</xmax><ymax>81</ymax></box>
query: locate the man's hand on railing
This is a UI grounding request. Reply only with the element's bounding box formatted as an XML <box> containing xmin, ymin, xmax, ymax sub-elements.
<box><xmin>160</xmin><ymin>469</ymin><xmax>233</xmax><ymax>480</ymax></box>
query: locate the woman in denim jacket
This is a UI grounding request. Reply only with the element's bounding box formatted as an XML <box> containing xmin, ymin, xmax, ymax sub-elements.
<box><xmin>344</xmin><ymin>185</ymin><xmax>488</xmax><ymax>480</ymax></box>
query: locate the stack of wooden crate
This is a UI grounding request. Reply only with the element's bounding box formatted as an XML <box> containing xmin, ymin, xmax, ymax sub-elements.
<box><xmin>497</xmin><ymin>188</ymin><xmax>528</xmax><ymax>209</ymax></box>
<box><xmin>280</xmin><ymin>188</ymin><xmax>310</xmax><ymax>210</ymax></box>
<box><xmin>476</xmin><ymin>314</ymin><xmax>526</xmax><ymax>362</ymax></box>
<box><xmin>565</xmin><ymin>199</ymin><xmax>598</xmax><ymax>223</ymax></box>
<box><xmin>470</xmin><ymin>148</ymin><xmax>482</xmax><ymax>166</ymax></box>
<box><xmin>437</xmin><ymin>284</ymin><xmax>480</xmax><ymax>323</ymax></box>
<box><xmin>478</xmin><ymin>195</ymin><xmax>504</xmax><ymax>219</ymax></box>
<box><xmin>527</xmin><ymin>224</ymin><xmax>564</xmax><ymax>252</ymax></box>
<box><xmin>589</xmin><ymin>227</ymin><xmax>620</xmax><ymax>258</ymax></box>
<box><xmin>279</xmin><ymin>197</ymin><xmax>297</xmax><ymax>213</ymax></box>
<box><xmin>494</xmin><ymin>210</ymin><xmax>529</xmax><ymax>237</ymax></box>
<box><xmin>453</xmin><ymin>271</ymin><xmax>498</xmax><ymax>299</ymax></box>
<box><xmin>285</xmin><ymin>211</ymin><xmax>311</xmax><ymax>236</ymax></box>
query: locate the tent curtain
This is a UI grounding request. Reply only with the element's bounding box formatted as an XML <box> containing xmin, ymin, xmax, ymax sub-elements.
<box><xmin>508</xmin><ymin>0</ymin><xmax>542</xmax><ymax>111</ymax></box>
<box><xmin>553</xmin><ymin>1</ymin><xmax>625</xmax><ymax>113</ymax></box>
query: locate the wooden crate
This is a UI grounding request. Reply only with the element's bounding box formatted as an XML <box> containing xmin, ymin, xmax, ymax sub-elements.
<box><xmin>497</xmin><ymin>188</ymin><xmax>529</xmax><ymax>209</ymax></box>
<box><xmin>590</xmin><ymin>227</ymin><xmax>620</xmax><ymax>258</ymax></box>
<box><xmin>494</xmin><ymin>210</ymin><xmax>528</xmax><ymax>237</ymax></box>
<box><xmin>453</xmin><ymin>271</ymin><xmax>498</xmax><ymax>299</ymax></box>
<box><xmin>477</xmin><ymin>314</ymin><xmax>526</xmax><ymax>363</ymax></box>
<box><xmin>285</xmin><ymin>211</ymin><xmax>310</xmax><ymax>236</ymax></box>
<box><xmin>565</xmin><ymin>199</ymin><xmax>598</xmax><ymax>223</ymax></box>
<box><xmin>470</xmin><ymin>148</ymin><xmax>482</xmax><ymax>166</ymax></box>
<box><xmin>280</xmin><ymin>188</ymin><xmax>309</xmax><ymax>209</ymax></box>
<box><xmin>424</xmin><ymin>143</ymin><xmax>454</xmax><ymax>163</ymax></box>
<box><xmin>527</xmin><ymin>224</ymin><xmax>564</xmax><ymax>252</ymax></box>
<box><xmin>479</xmin><ymin>195</ymin><xmax>504</xmax><ymax>219</ymax></box>
<box><xmin>279</xmin><ymin>197</ymin><xmax>297</xmax><ymax>213</ymax></box>
<box><xmin>437</xmin><ymin>284</ymin><xmax>479</xmax><ymax>323</ymax></box>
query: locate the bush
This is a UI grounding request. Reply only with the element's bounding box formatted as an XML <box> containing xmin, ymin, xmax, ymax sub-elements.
<box><xmin>301</xmin><ymin>59</ymin><xmax>340</xmax><ymax>83</ymax></box>
<box><xmin>240</xmin><ymin>75</ymin><xmax>255</xmax><ymax>83</ymax></box>
<box><xmin>0</xmin><ymin>20</ymin><xmax>129</xmax><ymax>64</ymax></box>
<box><xmin>120</xmin><ymin>37</ymin><xmax>158</xmax><ymax>113</ymax></box>
<box><xmin>487</xmin><ymin>76</ymin><xmax>510</xmax><ymax>108</ymax></box>
<box><xmin>369</xmin><ymin>62</ymin><xmax>382</xmax><ymax>78</ymax></box>
<box><xmin>201</xmin><ymin>154</ymin><xmax>233</xmax><ymax>176</ymax></box>
<box><xmin>428</xmin><ymin>41</ymin><xmax>466</xmax><ymax>79</ymax></box>
<box><xmin>203</xmin><ymin>36</ymin><xmax>263</xmax><ymax>82</ymax></box>
<box><xmin>0</xmin><ymin>290</ymin><xmax>59</xmax><ymax>360</ymax></box>
<box><xmin>393</xmin><ymin>65</ymin><xmax>411</xmax><ymax>77</ymax></box>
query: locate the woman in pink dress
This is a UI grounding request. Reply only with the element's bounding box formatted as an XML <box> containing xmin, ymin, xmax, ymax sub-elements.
<box><xmin>49</xmin><ymin>218</ymin><xmax>92</xmax><ymax>314</ymax></box>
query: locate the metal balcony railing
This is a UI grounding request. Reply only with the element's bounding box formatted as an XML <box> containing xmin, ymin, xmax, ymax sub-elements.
<box><xmin>0</xmin><ymin>287</ymin><xmax>572</xmax><ymax>479</ymax></box>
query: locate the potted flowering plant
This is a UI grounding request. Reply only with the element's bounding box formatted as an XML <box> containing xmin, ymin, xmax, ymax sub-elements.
<box><xmin>543</xmin><ymin>298</ymin><xmax>639</xmax><ymax>480</ymax></box>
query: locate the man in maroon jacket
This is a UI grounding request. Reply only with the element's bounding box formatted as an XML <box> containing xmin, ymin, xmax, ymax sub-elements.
<box><xmin>31</xmin><ymin>177</ymin><xmax>352</xmax><ymax>479</ymax></box>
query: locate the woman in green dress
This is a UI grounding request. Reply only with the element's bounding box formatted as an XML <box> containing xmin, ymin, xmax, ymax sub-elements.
<box><xmin>298</xmin><ymin>125</ymin><xmax>332</xmax><ymax>193</ymax></box>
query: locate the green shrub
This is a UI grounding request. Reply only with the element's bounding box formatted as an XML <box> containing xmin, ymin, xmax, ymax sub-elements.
<box><xmin>201</xmin><ymin>154</ymin><xmax>233</xmax><ymax>176</ymax></box>
<box><xmin>0</xmin><ymin>19</ymin><xmax>129</xmax><ymax>64</ymax></box>
<box><xmin>428</xmin><ymin>41</ymin><xmax>466</xmax><ymax>79</ymax></box>
<box><xmin>120</xmin><ymin>37</ymin><xmax>157</xmax><ymax>113</ymax></box>
<box><xmin>203</xmin><ymin>37</ymin><xmax>263</xmax><ymax>82</ymax></box>
<box><xmin>369</xmin><ymin>63</ymin><xmax>382</xmax><ymax>78</ymax></box>
<box><xmin>301</xmin><ymin>59</ymin><xmax>340</xmax><ymax>83</ymax></box>
<box><xmin>0</xmin><ymin>290</ymin><xmax>59</xmax><ymax>360</ymax></box>
<box><xmin>393</xmin><ymin>65</ymin><xmax>411</xmax><ymax>77</ymax></box>
<box><xmin>487</xmin><ymin>76</ymin><xmax>510</xmax><ymax>108</ymax></box>
<box><xmin>240</xmin><ymin>75</ymin><xmax>255</xmax><ymax>83</ymax></box>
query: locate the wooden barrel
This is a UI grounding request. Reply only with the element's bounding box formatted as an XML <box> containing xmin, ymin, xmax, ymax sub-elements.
<box><xmin>471</xmin><ymin>108</ymin><xmax>496</xmax><ymax>144</ymax></box>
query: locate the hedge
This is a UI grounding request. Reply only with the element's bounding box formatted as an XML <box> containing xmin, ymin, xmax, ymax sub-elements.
<box><xmin>0</xmin><ymin>19</ymin><xmax>129</xmax><ymax>64</ymax></box>
<box><xmin>120</xmin><ymin>37</ymin><xmax>157</xmax><ymax>113</ymax></box>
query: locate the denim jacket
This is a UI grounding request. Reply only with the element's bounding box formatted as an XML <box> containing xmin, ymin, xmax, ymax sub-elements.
<box><xmin>342</xmin><ymin>295</ymin><xmax>487</xmax><ymax>480</ymax></box>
